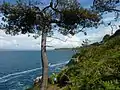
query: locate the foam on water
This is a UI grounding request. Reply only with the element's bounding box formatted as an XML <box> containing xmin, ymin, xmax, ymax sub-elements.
<box><xmin>0</xmin><ymin>68</ymin><xmax>41</xmax><ymax>83</ymax></box>
<box><xmin>49</xmin><ymin>60</ymin><xmax>69</xmax><ymax>67</ymax></box>
<box><xmin>0</xmin><ymin>61</ymin><xmax>69</xmax><ymax>83</ymax></box>
<box><xmin>0</xmin><ymin>75</ymin><xmax>22</xmax><ymax>83</ymax></box>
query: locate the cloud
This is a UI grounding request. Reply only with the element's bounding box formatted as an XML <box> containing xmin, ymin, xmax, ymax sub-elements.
<box><xmin>0</xmin><ymin>29</ymin><xmax>82</xmax><ymax>50</ymax></box>
<box><xmin>0</xmin><ymin>0</ymin><xmax>119</xmax><ymax>50</ymax></box>
<box><xmin>0</xmin><ymin>14</ymin><xmax>119</xmax><ymax>50</ymax></box>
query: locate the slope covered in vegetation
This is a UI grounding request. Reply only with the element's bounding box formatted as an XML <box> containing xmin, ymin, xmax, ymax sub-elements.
<box><xmin>28</xmin><ymin>29</ymin><xmax>120</xmax><ymax>90</ymax></box>
<box><xmin>56</xmin><ymin>29</ymin><xmax>120</xmax><ymax>90</ymax></box>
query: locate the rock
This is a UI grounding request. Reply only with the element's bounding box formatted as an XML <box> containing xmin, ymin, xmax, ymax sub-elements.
<box><xmin>34</xmin><ymin>76</ymin><xmax>42</xmax><ymax>85</ymax></box>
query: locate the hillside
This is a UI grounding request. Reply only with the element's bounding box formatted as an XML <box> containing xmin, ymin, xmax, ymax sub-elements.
<box><xmin>56</xmin><ymin>29</ymin><xmax>120</xmax><ymax>90</ymax></box>
<box><xmin>28</xmin><ymin>29</ymin><xmax>120</xmax><ymax>90</ymax></box>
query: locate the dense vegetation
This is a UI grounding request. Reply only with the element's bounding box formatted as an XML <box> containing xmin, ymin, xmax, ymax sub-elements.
<box><xmin>28</xmin><ymin>29</ymin><xmax>120</xmax><ymax>90</ymax></box>
<box><xmin>1</xmin><ymin>0</ymin><xmax>120</xmax><ymax>89</ymax></box>
<box><xmin>56</xmin><ymin>29</ymin><xmax>120</xmax><ymax>90</ymax></box>
<box><xmin>0</xmin><ymin>0</ymin><xmax>100</xmax><ymax>89</ymax></box>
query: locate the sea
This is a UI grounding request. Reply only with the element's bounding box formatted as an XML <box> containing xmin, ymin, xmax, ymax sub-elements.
<box><xmin>0</xmin><ymin>50</ymin><xmax>74</xmax><ymax>90</ymax></box>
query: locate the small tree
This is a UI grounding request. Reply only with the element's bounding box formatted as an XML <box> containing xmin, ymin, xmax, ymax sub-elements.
<box><xmin>0</xmin><ymin>0</ymin><xmax>100</xmax><ymax>89</ymax></box>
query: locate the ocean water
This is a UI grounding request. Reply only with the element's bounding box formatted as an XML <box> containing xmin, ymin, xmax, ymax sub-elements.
<box><xmin>0</xmin><ymin>50</ymin><xmax>73</xmax><ymax>90</ymax></box>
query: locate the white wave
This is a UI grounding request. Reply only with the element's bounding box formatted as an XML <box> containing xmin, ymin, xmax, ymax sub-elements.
<box><xmin>49</xmin><ymin>60</ymin><xmax>69</xmax><ymax>67</ymax></box>
<box><xmin>0</xmin><ymin>68</ymin><xmax>41</xmax><ymax>83</ymax></box>
<box><xmin>0</xmin><ymin>60</ymin><xmax>69</xmax><ymax>83</ymax></box>
<box><xmin>0</xmin><ymin>75</ymin><xmax>22</xmax><ymax>83</ymax></box>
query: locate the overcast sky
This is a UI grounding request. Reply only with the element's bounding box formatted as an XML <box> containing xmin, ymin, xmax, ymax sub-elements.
<box><xmin>0</xmin><ymin>0</ymin><xmax>119</xmax><ymax>50</ymax></box>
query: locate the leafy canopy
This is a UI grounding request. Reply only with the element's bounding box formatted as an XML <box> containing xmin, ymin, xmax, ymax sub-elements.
<box><xmin>93</xmin><ymin>0</ymin><xmax>120</xmax><ymax>13</ymax></box>
<box><xmin>0</xmin><ymin>0</ymin><xmax>100</xmax><ymax>36</ymax></box>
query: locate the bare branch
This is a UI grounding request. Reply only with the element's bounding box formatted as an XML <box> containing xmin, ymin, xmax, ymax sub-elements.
<box><xmin>51</xmin><ymin>6</ymin><xmax>62</xmax><ymax>13</ymax></box>
<box><xmin>54</xmin><ymin>0</ymin><xmax>59</xmax><ymax>8</ymax></box>
<box><xmin>41</xmin><ymin>0</ymin><xmax>53</xmax><ymax>12</ymax></box>
<box><xmin>109</xmin><ymin>8</ymin><xmax>120</xmax><ymax>12</ymax></box>
<box><xmin>42</xmin><ymin>5</ymin><xmax>51</xmax><ymax>12</ymax></box>
<box><xmin>42</xmin><ymin>0</ymin><xmax>61</xmax><ymax>13</ymax></box>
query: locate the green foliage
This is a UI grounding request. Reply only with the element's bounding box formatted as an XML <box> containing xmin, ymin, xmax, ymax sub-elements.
<box><xmin>92</xmin><ymin>0</ymin><xmax>120</xmax><ymax>21</ymax></box>
<box><xmin>92</xmin><ymin>0</ymin><xmax>120</xmax><ymax>26</ymax></box>
<box><xmin>56</xmin><ymin>30</ymin><xmax>120</xmax><ymax>90</ymax></box>
<box><xmin>0</xmin><ymin>1</ymin><xmax>52</xmax><ymax>35</ymax></box>
<box><xmin>0</xmin><ymin>0</ymin><xmax>100</xmax><ymax>36</ymax></box>
<box><xmin>58</xmin><ymin>7</ymin><xmax>100</xmax><ymax>35</ymax></box>
<box><xmin>102</xmin><ymin>34</ymin><xmax>110</xmax><ymax>43</ymax></box>
<box><xmin>56</xmin><ymin>0</ymin><xmax>80</xmax><ymax>10</ymax></box>
<box><xmin>0</xmin><ymin>1</ymin><xmax>101</xmax><ymax>89</ymax></box>
<box><xmin>93</xmin><ymin>0</ymin><xmax>120</xmax><ymax>13</ymax></box>
<box><xmin>49</xmin><ymin>73</ymin><xmax>58</xmax><ymax>85</ymax></box>
<box><xmin>102</xmin><ymin>80</ymin><xmax>120</xmax><ymax>90</ymax></box>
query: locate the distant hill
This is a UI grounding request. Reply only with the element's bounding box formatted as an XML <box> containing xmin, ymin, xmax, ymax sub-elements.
<box><xmin>54</xmin><ymin>47</ymin><xmax>80</xmax><ymax>51</ymax></box>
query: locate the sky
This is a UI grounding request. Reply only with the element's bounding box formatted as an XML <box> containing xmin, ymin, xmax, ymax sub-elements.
<box><xmin>0</xmin><ymin>0</ymin><xmax>119</xmax><ymax>50</ymax></box>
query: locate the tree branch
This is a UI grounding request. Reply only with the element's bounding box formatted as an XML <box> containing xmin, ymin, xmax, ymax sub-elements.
<box><xmin>108</xmin><ymin>8</ymin><xmax>120</xmax><ymax>12</ymax></box>
<box><xmin>54</xmin><ymin>0</ymin><xmax>58</xmax><ymax>8</ymax></box>
<box><xmin>51</xmin><ymin>6</ymin><xmax>62</xmax><ymax>13</ymax></box>
<box><xmin>93</xmin><ymin>0</ymin><xmax>120</xmax><ymax>12</ymax></box>
<box><xmin>42</xmin><ymin>5</ymin><xmax>51</xmax><ymax>12</ymax></box>
<box><xmin>42</xmin><ymin>0</ymin><xmax>61</xmax><ymax>13</ymax></box>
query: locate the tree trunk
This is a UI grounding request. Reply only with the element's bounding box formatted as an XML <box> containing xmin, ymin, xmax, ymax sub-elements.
<box><xmin>40</xmin><ymin>29</ymin><xmax>48</xmax><ymax>90</ymax></box>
